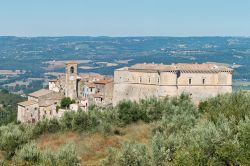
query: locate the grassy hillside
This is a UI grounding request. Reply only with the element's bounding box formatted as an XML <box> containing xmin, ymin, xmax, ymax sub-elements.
<box><xmin>37</xmin><ymin>122</ymin><xmax>151</xmax><ymax>166</ymax></box>
<box><xmin>0</xmin><ymin>92</ymin><xmax>250</xmax><ymax>165</ymax></box>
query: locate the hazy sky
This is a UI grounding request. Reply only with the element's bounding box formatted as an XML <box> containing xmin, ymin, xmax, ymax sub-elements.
<box><xmin>0</xmin><ymin>0</ymin><xmax>250</xmax><ymax>36</ymax></box>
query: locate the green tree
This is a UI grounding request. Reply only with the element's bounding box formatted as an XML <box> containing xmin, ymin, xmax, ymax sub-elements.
<box><xmin>60</xmin><ymin>97</ymin><xmax>73</xmax><ymax>109</ymax></box>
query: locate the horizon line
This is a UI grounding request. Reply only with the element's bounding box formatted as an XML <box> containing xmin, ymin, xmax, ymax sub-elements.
<box><xmin>0</xmin><ymin>35</ymin><xmax>250</xmax><ymax>38</ymax></box>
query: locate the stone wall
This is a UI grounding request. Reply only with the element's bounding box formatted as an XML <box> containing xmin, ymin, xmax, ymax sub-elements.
<box><xmin>17</xmin><ymin>104</ymin><xmax>39</xmax><ymax>123</ymax></box>
<box><xmin>113</xmin><ymin>66</ymin><xmax>232</xmax><ymax>106</ymax></box>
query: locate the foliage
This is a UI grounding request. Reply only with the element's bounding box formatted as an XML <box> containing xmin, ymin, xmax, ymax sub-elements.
<box><xmin>0</xmin><ymin>90</ymin><xmax>25</xmax><ymax>126</ymax></box>
<box><xmin>104</xmin><ymin>92</ymin><xmax>250</xmax><ymax>166</ymax></box>
<box><xmin>200</xmin><ymin>91</ymin><xmax>250</xmax><ymax>123</ymax></box>
<box><xmin>118</xmin><ymin>142</ymin><xmax>151</xmax><ymax>166</ymax></box>
<box><xmin>14</xmin><ymin>143</ymin><xmax>79</xmax><ymax>166</ymax></box>
<box><xmin>1</xmin><ymin>91</ymin><xmax>250</xmax><ymax>165</ymax></box>
<box><xmin>15</xmin><ymin>142</ymin><xmax>41</xmax><ymax>164</ymax></box>
<box><xmin>0</xmin><ymin>123</ymin><xmax>32</xmax><ymax>159</ymax></box>
<box><xmin>151</xmin><ymin>132</ymin><xmax>170</xmax><ymax>166</ymax></box>
<box><xmin>60</xmin><ymin>97</ymin><xmax>74</xmax><ymax>108</ymax></box>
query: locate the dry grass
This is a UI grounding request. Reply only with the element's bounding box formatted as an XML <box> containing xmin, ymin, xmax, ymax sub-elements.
<box><xmin>36</xmin><ymin>122</ymin><xmax>152</xmax><ymax>166</ymax></box>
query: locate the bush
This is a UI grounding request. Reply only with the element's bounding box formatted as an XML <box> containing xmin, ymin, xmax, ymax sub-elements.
<box><xmin>152</xmin><ymin>132</ymin><xmax>170</xmax><ymax>166</ymax></box>
<box><xmin>60</xmin><ymin>97</ymin><xmax>73</xmax><ymax>109</ymax></box>
<box><xmin>200</xmin><ymin>91</ymin><xmax>250</xmax><ymax>123</ymax></box>
<box><xmin>0</xmin><ymin>124</ymin><xmax>31</xmax><ymax>159</ymax></box>
<box><xmin>117</xmin><ymin>142</ymin><xmax>151</xmax><ymax>166</ymax></box>
<box><xmin>15</xmin><ymin>142</ymin><xmax>41</xmax><ymax>164</ymax></box>
<box><xmin>56</xmin><ymin>143</ymin><xmax>80</xmax><ymax>166</ymax></box>
<box><xmin>117</xmin><ymin>100</ymin><xmax>143</xmax><ymax>125</ymax></box>
<box><xmin>61</xmin><ymin>112</ymin><xmax>74</xmax><ymax>130</ymax></box>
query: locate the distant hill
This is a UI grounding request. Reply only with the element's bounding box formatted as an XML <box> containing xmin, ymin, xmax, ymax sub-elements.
<box><xmin>0</xmin><ymin>36</ymin><xmax>250</xmax><ymax>92</ymax></box>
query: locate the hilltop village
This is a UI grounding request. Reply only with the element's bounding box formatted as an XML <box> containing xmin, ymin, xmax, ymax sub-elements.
<box><xmin>18</xmin><ymin>61</ymin><xmax>233</xmax><ymax>123</ymax></box>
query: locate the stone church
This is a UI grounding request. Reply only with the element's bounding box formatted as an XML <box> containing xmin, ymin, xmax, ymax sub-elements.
<box><xmin>113</xmin><ymin>63</ymin><xmax>233</xmax><ymax>105</ymax></box>
<box><xmin>18</xmin><ymin>61</ymin><xmax>113</xmax><ymax>123</ymax></box>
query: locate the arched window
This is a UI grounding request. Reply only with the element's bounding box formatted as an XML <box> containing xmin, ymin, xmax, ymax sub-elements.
<box><xmin>70</xmin><ymin>66</ymin><xmax>74</xmax><ymax>74</ymax></box>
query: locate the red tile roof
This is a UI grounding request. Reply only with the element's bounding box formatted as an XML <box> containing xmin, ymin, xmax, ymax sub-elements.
<box><xmin>94</xmin><ymin>78</ymin><xmax>113</xmax><ymax>84</ymax></box>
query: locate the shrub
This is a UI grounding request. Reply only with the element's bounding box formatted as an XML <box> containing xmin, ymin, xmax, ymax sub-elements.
<box><xmin>60</xmin><ymin>112</ymin><xmax>74</xmax><ymax>130</ymax></box>
<box><xmin>0</xmin><ymin>124</ymin><xmax>31</xmax><ymax>159</ymax></box>
<box><xmin>201</xmin><ymin>91</ymin><xmax>250</xmax><ymax>123</ymax></box>
<box><xmin>72</xmin><ymin>111</ymin><xmax>89</xmax><ymax>131</ymax></box>
<box><xmin>15</xmin><ymin>142</ymin><xmax>41</xmax><ymax>164</ymax></box>
<box><xmin>56</xmin><ymin>143</ymin><xmax>80</xmax><ymax>166</ymax></box>
<box><xmin>60</xmin><ymin>97</ymin><xmax>73</xmax><ymax>109</ymax></box>
<box><xmin>117</xmin><ymin>100</ymin><xmax>143</xmax><ymax>125</ymax></box>
<box><xmin>152</xmin><ymin>132</ymin><xmax>170</xmax><ymax>166</ymax></box>
<box><xmin>117</xmin><ymin>142</ymin><xmax>151</xmax><ymax>166</ymax></box>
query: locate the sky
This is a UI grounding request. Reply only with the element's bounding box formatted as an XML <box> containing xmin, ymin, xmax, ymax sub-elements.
<box><xmin>0</xmin><ymin>0</ymin><xmax>250</xmax><ymax>37</ymax></box>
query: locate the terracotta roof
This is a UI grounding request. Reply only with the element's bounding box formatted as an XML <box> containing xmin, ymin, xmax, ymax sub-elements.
<box><xmin>94</xmin><ymin>78</ymin><xmax>113</xmax><ymax>84</ymax></box>
<box><xmin>130</xmin><ymin>64</ymin><xmax>176</xmax><ymax>71</ymax></box>
<box><xmin>28</xmin><ymin>89</ymin><xmax>53</xmax><ymax>98</ymax></box>
<box><xmin>125</xmin><ymin>63</ymin><xmax>232</xmax><ymax>73</ymax></box>
<box><xmin>66</xmin><ymin>61</ymin><xmax>78</xmax><ymax>64</ymax></box>
<box><xmin>85</xmin><ymin>82</ymin><xmax>96</xmax><ymax>88</ymax></box>
<box><xmin>176</xmin><ymin>63</ymin><xmax>233</xmax><ymax>72</ymax></box>
<box><xmin>18</xmin><ymin>100</ymin><xmax>37</xmax><ymax>107</ymax></box>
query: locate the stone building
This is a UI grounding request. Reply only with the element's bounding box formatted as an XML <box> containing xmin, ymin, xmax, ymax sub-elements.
<box><xmin>113</xmin><ymin>63</ymin><xmax>233</xmax><ymax>105</ymax></box>
<box><xmin>17</xmin><ymin>89</ymin><xmax>63</xmax><ymax>123</ymax></box>
<box><xmin>18</xmin><ymin>61</ymin><xmax>114</xmax><ymax>123</ymax></box>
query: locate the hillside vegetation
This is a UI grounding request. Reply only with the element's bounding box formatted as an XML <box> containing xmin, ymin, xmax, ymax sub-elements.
<box><xmin>0</xmin><ymin>91</ymin><xmax>250</xmax><ymax>165</ymax></box>
<box><xmin>0</xmin><ymin>89</ymin><xmax>25</xmax><ymax>126</ymax></box>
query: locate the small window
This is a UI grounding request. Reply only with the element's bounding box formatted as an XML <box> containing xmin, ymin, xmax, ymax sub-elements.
<box><xmin>189</xmin><ymin>78</ymin><xmax>192</xmax><ymax>85</ymax></box>
<box><xmin>202</xmin><ymin>78</ymin><xmax>205</xmax><ymax>85</ymax></box>
<box><xmin>139</xmin><ymin>77</ymin><xmax>142</xmax><ymax>83</ymax></box>
<box><xmin>157</xmin><ymin>78</ymin><xmax>160</xmax><ymax>83</ymax></box>
<box><xmin>70</xmin><ymin>66</ymin><xmax>74</xmax><ymax>74</ymax></box>
<box><xmin>149</xmin><ymin>77</ymin><xmax>151</xmax><ymax>83</ymax></box>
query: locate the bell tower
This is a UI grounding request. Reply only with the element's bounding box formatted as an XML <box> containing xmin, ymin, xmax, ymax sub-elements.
<box><xmin>65</xmin><ymin>61</ymin><xmax>78</xmax><ymax>100</ymax></box>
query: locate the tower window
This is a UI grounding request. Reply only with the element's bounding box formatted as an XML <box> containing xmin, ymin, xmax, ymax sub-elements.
<box><xmin>202</xmin><ymin>78</ymin><xmax>205</xmax><ymax>84</ymax></box>
<box><xmin>189</xmin><ymin>78</ymin><xmax>192</xmax><ymax>85</ymax></box>
<box><xmin>149</xmin><ymin>77</ymin><xmax>151</xmax><ymax>83</ymax></box>
<box><xmin>139</xmin><ymin>77</ymin><xmax>142</xmax><ymax>83</ymax></box>
<box><xmin>70</xmin><ymin>66</ymin><xmax>74</xmax><ymax>74</ymax></box>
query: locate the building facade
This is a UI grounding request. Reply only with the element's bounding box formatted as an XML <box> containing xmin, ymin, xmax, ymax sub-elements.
<box><xmin>18</xmin><ymin>61</ymin><xmax>114</xmax><ymax>123</ymax></box>
<box><xmin>113</xmin><ymin>63</ymin><xmax>233</xmax><ymax>105</ymax></box>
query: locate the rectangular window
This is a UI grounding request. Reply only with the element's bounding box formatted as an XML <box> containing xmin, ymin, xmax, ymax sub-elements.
<box><xmin>189</xmin><ymin>78</ymin><xmax>192</xmax><ymax>85</ymax></box>
<box><xmin>202</xmin><ymin>78</ymin><xmax>205</xmax><ymax>84</ymax></box>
